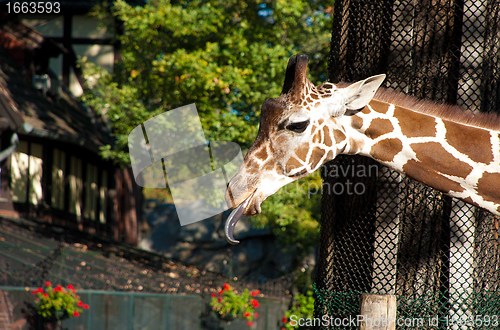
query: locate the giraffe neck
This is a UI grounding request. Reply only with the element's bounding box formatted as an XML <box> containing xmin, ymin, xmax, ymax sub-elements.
<box><xmin>337</xmin><ymin>99</ymin><xmax>500</xmax><ymax>215</ymax></box>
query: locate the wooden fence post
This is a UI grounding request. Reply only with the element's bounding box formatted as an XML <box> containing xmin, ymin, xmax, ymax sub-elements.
<box><xmin>359</xmin><ymin>294</ymin><xmax>396</xmax><ymax>330</ymax></box>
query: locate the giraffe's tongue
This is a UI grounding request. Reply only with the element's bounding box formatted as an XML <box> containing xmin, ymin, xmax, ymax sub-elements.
<box><xmin>224</xmin><ymin>197</ymin><xmax>252</xmax><ymax>245</ymax></box>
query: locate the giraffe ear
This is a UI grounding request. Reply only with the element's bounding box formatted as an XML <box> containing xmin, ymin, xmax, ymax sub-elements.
<box><xmin>342</xmin><ymin>74</ymin><xmax>386</xmax><ymax>110</ymax></box>
<box><xmin>281</xmin><ymin>54</ymin><xmax>309</xmax><ymax>95</ymax></box>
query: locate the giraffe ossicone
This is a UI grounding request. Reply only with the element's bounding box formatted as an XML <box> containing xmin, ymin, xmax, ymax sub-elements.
<box><xmin>224</xmin><ymin>54</ymin><xmax>500</xmax><ymax>245</ymax></box>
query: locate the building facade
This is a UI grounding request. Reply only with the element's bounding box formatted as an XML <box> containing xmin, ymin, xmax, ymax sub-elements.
<box><xmin>0</xmin><ymin>3</ymin><xmax>140</xmax><ymax>244</ymax></box>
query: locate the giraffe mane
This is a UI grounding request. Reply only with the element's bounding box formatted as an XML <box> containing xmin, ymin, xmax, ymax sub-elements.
<box><xmin>373</xmin><ymin>87</ymin><xmax>500</xmax><ymax>131</ymax></box>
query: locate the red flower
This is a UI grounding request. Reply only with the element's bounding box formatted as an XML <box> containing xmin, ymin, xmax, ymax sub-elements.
<box><xmin>54</xmin><ymin>285</ymin><xmax>63</xmax><ymax>293</ymax></box>
<box><xmin>77</xmin><ymin>301</ymin><xmax>89</xmax><ymax>309</ymax></box>
<box><xmin>73</xmin><ymin>311</ymin><xmax>80</xmax><ymax>317</ymax></box>
<box><xmin>44</xmin><ymin>281</ymin><xmax>52</xmax><ymax>287</ymax></box>
<box><xmin>210</xmin><ymin>293</ymin><xmax>216</xmax><ymax>298</ymax></box>
<box><xmin>254</xmin><ymin>312</ymin><xmax>259</xmax><ymax>319</ymax></box>
<box><xmin>223</xmin><ymin>283</ymin><xmax>231</xmax><ymax>291</ymax></box>
<box><xmin>282</xmin><ymin>316</ymin><xmax>288</xmax><ymax>324</ymax></box>
<box><xmin>42</xmin><ymin>293</ymin><xmax>49</xmax><ymax>298</ymax></box>
<box><xmin>31</xmin><ymin>287</ymin><xmax>43</xmax><ymax>295</ymax></box>
<box><xmin>246</xmin><ymin>321</ymin><xmax>254</xmax><ymax>327</ymax></box>
<box><xmin>218</xmin><ymin>289</ymin><xmax>224</xmax><ymax>295</ymax></box>
<box><xmin>67</xmin><ymin>284</ymin><xmax>75</xmax><ymax>292</ymax></box>
<box><xmin>217</xmin><ymin>297</ymin><xmax>222</xmax><ymax>303</ymax></box>
<box><xmin>250</xmin><ymin>290</ymin><xmax>260</xmax><ymax>297</ymax></box>
<box><xmin>243</xmin><ymin>311</ymin><xmax>251</xmax><ymax>318</ymax></box>
<box><xmin>250</xmin><ymin>299</ymin><xmax>259</xmax><ymax>308</ymax></box>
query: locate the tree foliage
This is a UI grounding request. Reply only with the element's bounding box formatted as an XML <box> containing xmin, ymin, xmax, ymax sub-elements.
<box><xmin>82</xmin><ymin>0</ymin><xmax>331</xmax><ymax>249</ymax></box>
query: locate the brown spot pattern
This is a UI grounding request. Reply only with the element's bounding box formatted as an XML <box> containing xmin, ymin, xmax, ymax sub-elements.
<box><xmin>313</xmin><ymin>130</ymin><xmax>321</xmax><ymax>143</ymax></box>
<box><xmin>275</xmin><ymin>135</ymin><xmax>288</xmax><ymax>146</ymax></box>
<box><xmin>286</xmin><ymin>157</ymin><xmax>303</xmax><ymax>172</ymax></box>
<box><xmin>366</xmin><ymin>118</ymin><xmax>394</xmax><ymax>139</ymax></box>
<box><xmin>245</xmin><ymin>159</ymin><xmax>259</xmax><ymax>173</ymax></box>
<box><xmin>476</xmin><ymin>172</ymin><xmax>500</xmax><ymax>206</ymax></box>
<box><xmin>411</xmin><ymin>142</ymin><xmax>473</xmax><ymax>178</ymax></box>
<box><xmin>351</xmin><ymin>115</ymin><xmax>363</xmax><ymax>129</ymax></box>
<box><xmin>254</xmin><ymin>147</ymin><xmax>268</xmax><ymax>161</ymax></box>
<box><xmin>333</xmin><ymin>130</ymin><xmax>345</xmax><ymax>146</ymax></box>
<box><xmin>445</xmin><ymin>122</ymin><xmax>494</xmax><ymax>164</ymax></box>
<box><xmin>295</xmin><ymin>143</ymin><xmax>310</xmax><ymax>161</ymax></box>
<box><xmin>323</xmin><ymin>126</ymin><xmax>333</xmax><ymax>147</ymax></box>
<box><xmin>394</xmin><ymin>107</ymin><xmax>437</xmax><ymax>138</ymax></box>
<box><xmin>371</xmin><ymin>138</ymin><xmax>403</xmax><ymax>162</ymax></box>
<box><xmin>369</xmin><ymin>100</ymin><xmax>390</xmax><ymax>114</ymax></box>
<box><xmin>263</xmin><ymin>161</ymin><xmax>274</xmax><ymax>171</ymax></box>
<box><xmin>310</xmin><ymin>148</ymin><xmax>327</xmax><ymax>169</ymax></box>
<box><xmin>402</xmin><ymin>159</ymin><xmax>465</xmax><ymax>194</ymax></box>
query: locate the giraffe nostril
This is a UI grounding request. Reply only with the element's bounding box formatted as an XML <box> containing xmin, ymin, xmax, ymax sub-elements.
<box><xmin>243</xmin><ymin>194</ymin><xmax>263</xmax><ymax>216</ymax></box>
<box><xmin>246</xmin><ymin>205</ymin><xmax>258</xmax><ymax>216</ymax></box>
<box><xmin>255</xmin><ymin>204</ymin><xmax>261</xmax><ymax>214</ymax></box>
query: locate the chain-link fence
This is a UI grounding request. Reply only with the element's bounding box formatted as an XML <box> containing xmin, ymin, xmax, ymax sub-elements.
<box><xmin>0</xmin><ymin>217</ymin><xmax>292</xmax><ymax>298</ymax></box>
<box><xmin>0</xmin><ymin>287</ymin><xmax>285</xmax><ymax>330</ymax></box>
<box><xmin>315</xmin><ymin>0</ymin><xmax>499</xmax><ymax>328</ymax></box>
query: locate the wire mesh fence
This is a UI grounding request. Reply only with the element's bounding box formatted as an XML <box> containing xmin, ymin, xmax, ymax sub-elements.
<box><xmin>315</xmin><ymin>0</ymin><xmax>499</xmax><ymax>328</ymax></box>
<box><xmin>0</xmin><ymin>217</ymin><xmax>292</xmax><ymax>299</ymax></box>
<box><xmin>0</xmin><ymin>287</ymin><xmax>285</xmax><ymax>330</ymax></box>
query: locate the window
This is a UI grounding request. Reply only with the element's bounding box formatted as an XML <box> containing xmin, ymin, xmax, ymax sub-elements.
<box><xmin>69</xmin><ymin>156</ymin><xmax>83</xmax><ymax>219</ymax></box>
<box><xmin>10</xmin><ymin>141</ymin><xmax>43</xmax><ymax>205</ymax></box>
<box><xmin>99</xmin><ymin>170</ymin><xmax>108</xmax><ymax>223</ymax></box>
<box><xmin>84</xmin><ymin>164</ymin><xmax>98</xmax><ymax>221</ymax></box>
<box><xmin>51</xmin><ymin>148</ymin><xmax>65</xmax><ymax>209</ymax></box>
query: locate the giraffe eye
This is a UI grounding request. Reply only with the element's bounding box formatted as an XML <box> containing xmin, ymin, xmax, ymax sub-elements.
<box><xmin>286</xmin><ymin>120</ymin><xmax>310</xmax><ymax>133</ymax></box>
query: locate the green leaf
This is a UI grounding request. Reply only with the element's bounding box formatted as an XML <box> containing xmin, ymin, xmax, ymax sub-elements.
<box><xmin>82</xmin><ymin>0</ymin><xmax>331</xmax><ymax>252</ymax></box>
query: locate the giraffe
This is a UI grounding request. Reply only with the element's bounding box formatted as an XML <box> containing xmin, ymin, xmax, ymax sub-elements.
<box><xmin>224</xmin><ymin>54</ymin><xmax>500</xmax><ymax>244</ymax></box>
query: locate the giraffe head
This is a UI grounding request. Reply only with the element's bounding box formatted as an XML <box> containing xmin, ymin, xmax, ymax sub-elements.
<box><xmin>225</xmin><ymin>55</ymin><xmax>385</xmax><ymax>243</ymax></box>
